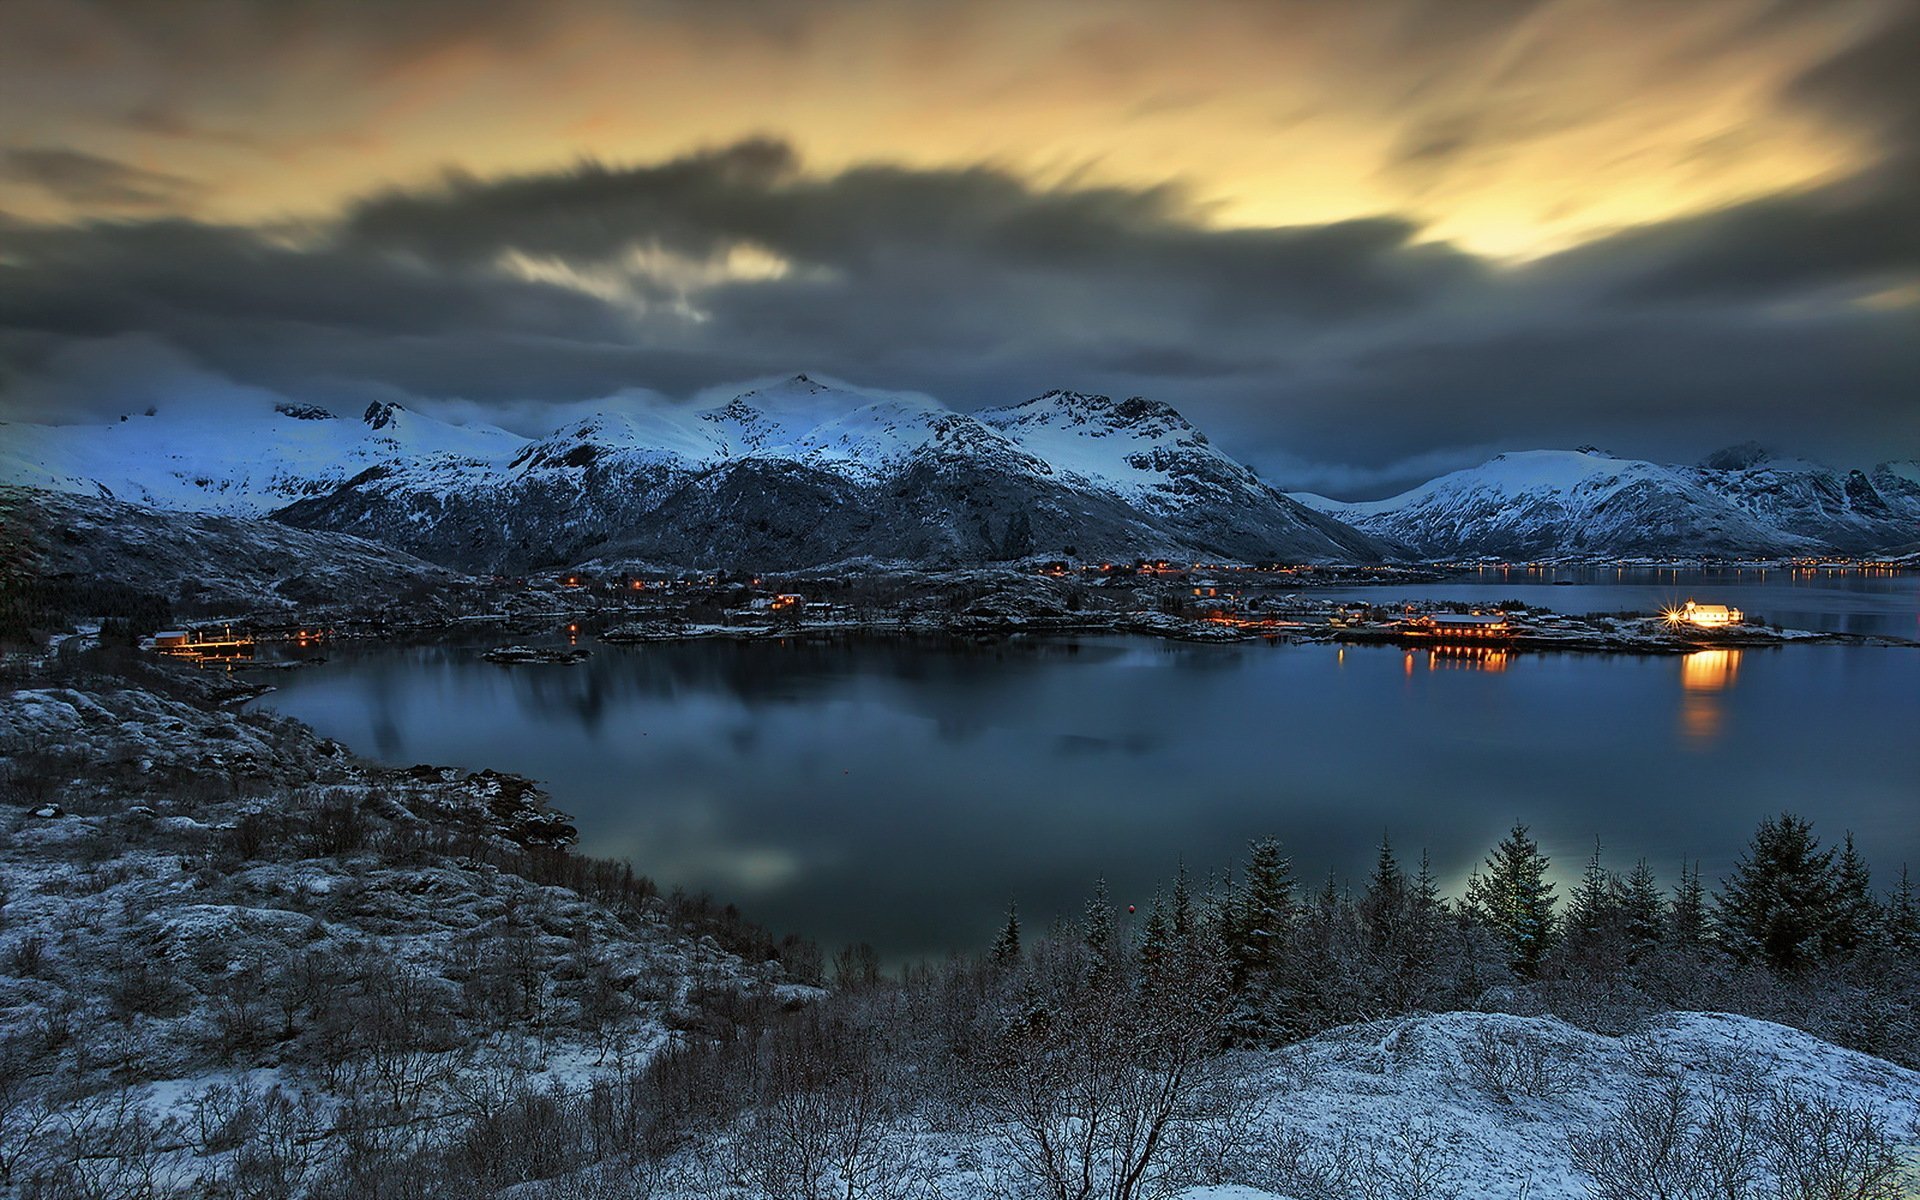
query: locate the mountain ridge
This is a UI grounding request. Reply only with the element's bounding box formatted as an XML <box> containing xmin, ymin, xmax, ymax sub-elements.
<box><xmin>8</xmin><ymin>384</ymin><xmax>1913</xmax><ymax>568</ymax></box>
<box><xmin>1289</xmin><ymin>446</ymin><xmax>1920</xmax><ymax>559</ymax></box>
<box><xmin>2</xmin><ymin>376</ymin><xmax>1389</xmax><ymax>571</ymax></box>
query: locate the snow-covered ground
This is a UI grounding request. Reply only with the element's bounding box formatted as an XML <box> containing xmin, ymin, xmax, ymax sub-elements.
<box><xmin>1160</xmin><ymin>1009</ymin><xmax>1920</xmax><ymax>1199</ymax></box>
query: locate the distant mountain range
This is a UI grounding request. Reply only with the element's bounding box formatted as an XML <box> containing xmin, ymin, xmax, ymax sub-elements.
<box><xmin>1289</xmin><ymin>446</ymin><xmax>1920</xmax><ymax>560</ymax></box>
<box><xmin>4</xmin><ymin>379</ymin><xmax>1914</xmax><ymax>569</ymax></box>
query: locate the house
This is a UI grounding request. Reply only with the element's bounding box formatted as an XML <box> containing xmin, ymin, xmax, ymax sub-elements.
<box><xmin>1402</xmin><ymin>612</ymin><xmax>1511</xmax><ymax>640</ymax></box>
<box><xmin>1669</xmin><ymin>601</ymin><xmax>1743</xmax><ymax>628</ymax></box>
<box><xmin>153</xmin><ymin>630</ymin><xmax>190</xmax><ymax>650</ymax></box>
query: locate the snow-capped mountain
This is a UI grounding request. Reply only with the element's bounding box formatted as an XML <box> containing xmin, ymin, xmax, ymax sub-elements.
<box><xmin>1292</xmin><ymin>447</ymin><xmax>1920</xmax><ymax>559</ymax></box>
<box><xmin>3</xmin><ymin>376</ymin><xmax>1386</xmax><ymax>570</ymax></box>
<box><xmin>0</xmin><ymin>399</ymin><xmax>525</xmax><ymax>515</ymax></box>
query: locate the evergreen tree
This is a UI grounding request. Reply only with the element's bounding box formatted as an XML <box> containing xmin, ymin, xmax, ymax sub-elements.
<box><xmin>1084</xmin><ymin>877</ymin><xmax>1117</xmax><ymax>979</ymax></box>
<box><xmin>1670</xmin><ymin>859</ymin><xmax>1710</xmax><ymax>950</ymax></box>
<box><xmin>1395</xmin><ymin>849</ymin><xmax>1448</xmax><ymax>1009</ymax></box>
<box><xmin>1825</xmin><ymin>832</ymin><xmax>1879</xmax><ymax>959</ymax></box>
<box><xmin>992</xmin><ymin>900</ymin><xmax>1021</xmax><ymax>965</ymax></box>
<box><xmin>1316</xmin><ymin>868</ymin><xmax>1343</xmax><ymax>917</ymax></box>
<box><xmin>1170</xmin><ymin>860</ymin><xmax>1197</xmax><ymax>948</ymax></box>
<box><xmin>1465</xmin><ymin>823</ymin><xmax>1557</xmax><ymax>978</ymax></box>
<box><xmin>1715</xmin><ymin>813</ymin><xmax>1836</xmax><ymax>973</ymax></box>
<box><xmin>1566</xmin><ymin>839</ymin><xmax>1618</xmax><ymax>942</ymax></box>
<box><xmin>1230</xmin><ymin>838</ymin><xmax>1296</xmax><ymax>988</ymax></box>
<box><xmin>1359</xmin><ymin>834</ymin><xmax>1407</xmax><ymax>951</ymax></box>
<box><xmin>1620</xmin><ymin>858</ymin><xmax>1665</xmax><ymax>959</ymax></box>
<box><xmin>1885</xmin><ymin>865</ymin><xmax>1920</xmax><ymax>957</ymax></box>
<box><xmin>1409</xmin><ymin>851</ymin><xmax>1446</xmax><ymax>960</ymax></box>
<box><xmin>1139</xmin><ymin>892</ymin><xmax>1171</xmax><ymax>974</ymax></box>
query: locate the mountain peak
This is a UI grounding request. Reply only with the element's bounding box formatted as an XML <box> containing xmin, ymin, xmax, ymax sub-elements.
<box><xmin>987</xmin><ymin>390</ymin><xmax>1194</xmax><ymax>435</ymax></box>
<box><xmin>1701</xmin><ymin>441</ymin><xmax>1771</xmax><ymax>471</ymax></box>
<box><xmin>363</xmin><ymin>401</ymin><xmax>404</xmax><ymax>431</ymax></box>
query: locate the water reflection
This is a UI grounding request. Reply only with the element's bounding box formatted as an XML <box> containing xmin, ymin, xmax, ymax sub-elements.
<box><xmin>1425</xmin><ymin>646</ymin><xmax>1510</xmax><ymax>672</ymax></box>
<box><xmin>247</xmin><ymin>633</ymin><xmax>1920</xmax><ymax>963</ymax></box>
<box><xmin>1679</xmin><ymin>649</ymin><xmax>1742</xmax><ymax>743</ymax></box>
<box><xmin>1682</xmin><ymin>648</ymin><xmax>1742</xmax><ymax>692</ymax></box>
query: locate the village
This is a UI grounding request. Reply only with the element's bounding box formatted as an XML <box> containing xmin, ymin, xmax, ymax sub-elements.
<box><xmin>129</xmin><ymin>554</ymin><xmax>1911</xmax><ymax>667</ymax></box>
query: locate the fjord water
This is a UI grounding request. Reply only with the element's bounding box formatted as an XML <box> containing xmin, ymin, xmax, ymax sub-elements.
<box><xmin>248</xmin><ymin>584</ymin><xmax>1918</xmax><ymax>965</ymax></box>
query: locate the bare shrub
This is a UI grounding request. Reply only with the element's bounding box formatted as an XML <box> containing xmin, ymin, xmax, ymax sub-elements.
<box><xmin>443</xmin><ymin>1078</ymin><xmax>586</xmax><ymax>1190</ymax></box>
<box><xmin>1763</xmin><ymin>1087</ymin><xmax>1910</xmax><ymax>1200</ymax></box>
<box><xmin>223</xmin><ymin>1086</ymin><xmax>325</xmax><ymax>1199</ymax></box>
<box><xmin>1161</xmin><ymin>1071</ymin><xmax>1271</xmax><ymax>1188</ymax></box>
<box><xmin>305</xmin><ymin>792</ymin><xmax>369</xmax><ymax>857</ymax></box>
<box><xmin>1463</xmin><ymin>1023</ymin><xmax>1573</xmax><ymax>1103</ymax></box>
<box><xmin>7</xmin><ymin>933</ymin><xmax>48</xmax><ymax>979</ymax></box>
<box><xmin>1363</xmin><ymin>1119</ymin><xmax>1464</xmax><ymax>1200</ymax></box>
<box><xmin>1570</xmin><ymin>1077</ymin><xmax>1913</xmax><ymax>1200</ymax></box>
<box><xmin>975</xmin><ymin>937</ymin><xmax>1231</xmax><ymax>1200</ymax></box>
<box><xmin>34</xmin><ymin>1086</ymin><xmax>187</xmax><ymax>1200</ymax></box>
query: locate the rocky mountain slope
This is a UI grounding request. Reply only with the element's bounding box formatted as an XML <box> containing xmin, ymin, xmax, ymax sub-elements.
<box><xmin>0</xmin><ymin>484</ymin><xmax>466</xmax><ymax>615</ymax></box>
<box><xmin>1292</xmin><ymin>446</ymin><xmax>1920</xmax><ymax>559</ymax></box>
<box><xmin>3</xmin><ymin>376</ymin><xmax>1387</xmax><ymax>571</ymax></box>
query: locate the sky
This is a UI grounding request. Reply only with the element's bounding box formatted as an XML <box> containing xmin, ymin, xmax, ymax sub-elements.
<box><xmin>1</xmin><ymin>0</ymin><xmax>1916</xmax><ymax>498</ymax></box>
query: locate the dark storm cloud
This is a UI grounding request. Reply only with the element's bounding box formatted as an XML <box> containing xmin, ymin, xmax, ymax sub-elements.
<box><xmin>1531</xmin><ymin>159</ymin><xmax>1920</xmax><ymax>305</ymax></box>
<box><xmin>1</xmin><ymin>148</ymin><xmax>203</xmax><ymax>211</ymax></box>
<box><xmin>1787</xmin><ymin>0</ymin><xmax>1920</xmax><ymax>143</ymax></box>
<box><xmin>1</xmin><ymin>118</ymin><xmax>1915</xmax><ymax>495</ymax></box>
<box><xmin>342</xmin><ymin>140</ymin><xmax>1482</xmax><ymax>326</ymax></box>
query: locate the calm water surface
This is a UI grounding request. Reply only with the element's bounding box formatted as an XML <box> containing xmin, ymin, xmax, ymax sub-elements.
<box><xmin>247</xmin><ymin>579</ymin><xmax>1920</xmax><ymax>963</ymax></box>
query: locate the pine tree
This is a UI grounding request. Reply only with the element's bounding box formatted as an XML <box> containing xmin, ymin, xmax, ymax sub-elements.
<box><xmin>1360</xmin><ymin>834</ymin><xmax>1407</xmax><ymax>951</ymax></box>
<box><xmin>1465</xmin><ymin>823</ymin><xmax>1557</xmax><ymax>978</ymax></box>
<box><xmin>1231</xmin><ymin>838</ymin><xmax>1296</xmax><ymax>988</ymax></box>
<box><xmin>1084</xmin><ymin>877</ymin><xmax>1117</xmax><ymax>979</ymax></box>
<box><xmin>1170</xmin><ymin>859</ymin><xmax>1197</xmax><ymax>948</ymax></box>
<box><xmin>1566</xmin><ymin>839</ymin><xmax>1618</xmax><ymax>942</ymax></box>
<box><xmin>1410</xmin><ymin>850</ymin><xmax>1446</xmax><ymax>954</ymax></box>
<box><xmin>1400</xmin><ymin>849</ymin><xmax>1448</xmax><ymax>1007</ymax></box>
<box><xmin>1139</xmin><ymin>892</ymin><xmax>1171</xmax><ymax>974</ymax></box>
<box><xmin>1620</xmin><ymin>858</ymin><xmax>1664</xmax><ymax>959</ymax></box>
<box><xmin>1885</xmin><ymin>865</ymin><xmax>1920</xmax><ymax>957</ymax></box>
<box><xmin>992</xmin><ymin>900</ymin><xmax>1021</xmax><ymax>965</ymax></box>
<box><xmin>1670</xmin><ymin>859</ymin><xmax>1710</xmax><ymax>950</ymax></box>
<box><xmin>1824</xmin><ymin>832</ymin><xmax>1879</xmax><ymax>959</ymax></box>
<box><xmin>1715</xmin><ymin>813</ymin><xmax>1836</xmax><ymax>973</ymax></box>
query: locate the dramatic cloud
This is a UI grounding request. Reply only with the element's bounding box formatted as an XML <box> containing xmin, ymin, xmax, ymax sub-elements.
<box><xmin>1</xmin><ymin>148</ymin><xmax>204</xmax><ymax>211</ymax></box>
<box><xmin>0</xmin><ymin>0</ymin><xmax>1914</xmax><ymax>496</ymax></box>
<box><xmin>0</xmin><ymin>0</ymin><xmax>1899</xmax><ymax>251</ymax></box>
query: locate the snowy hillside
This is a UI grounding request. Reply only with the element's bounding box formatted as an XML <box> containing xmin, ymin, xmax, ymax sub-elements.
<box><xmin>1293</xmin><ymin>447</ymin><xmax>1920</xmax><ymax>559</ymax></box>
<box><xmin>0</xmin><ymin>483</ymin><xmax>465</xmax><ymax>614</ymax></box>
<box><xmin>1159</xmin><ymin>1009</ymin><xmax>1920</xmax><ymax>1200</ymax></box>
<box><xmin>0</xmin><ymin>400</ymin><xmax>526</xmax><ymax>515</ymax></box>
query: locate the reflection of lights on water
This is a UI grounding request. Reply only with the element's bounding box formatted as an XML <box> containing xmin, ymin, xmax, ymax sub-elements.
<box><xmin>1680</xmin><ymin>649</ymin><xmax>1741</xmax><ymax>742</ymax></box>
<box><xmin>1426</xmin><ymin>646</ymin><xmax>1509</xmax><ymax>673</ymax></box>
<box><xmin>1402</xmin><ymin>646</ymin><xmax>1510</xmax><ymax>675</ymax></box>
<box><xmin>1681</xmin><ymin>648</ymin><xmax>1741</xmax><ymax>692</ymax></box>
